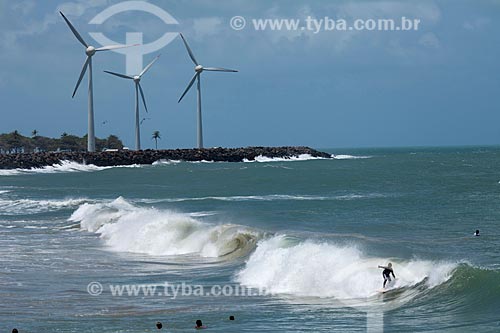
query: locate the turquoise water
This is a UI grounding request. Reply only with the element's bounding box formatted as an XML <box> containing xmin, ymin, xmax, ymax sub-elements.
<box><xmin>1</xmin><ymin>147</ymin><xmax>499</xmax><ymax>332</ymax></box>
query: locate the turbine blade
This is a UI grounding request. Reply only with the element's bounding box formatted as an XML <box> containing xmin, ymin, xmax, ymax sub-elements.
<box><xmin>96</xmin><ymin>44</ymin><xmax>138</xmax><ymax>51</ymax></box>
<box><xmin>138</xmin><ymin>82</ymin><xmax>148</xmax><ymax>112</ymax></box>
<box><xmin>72</xmin><ymin>57</ymin><xmax>90</xmax><ymax>98</ymax></box>
<box><xmin>178</xmin><ymin>73</ymin><xmax>198</xmax><ymax>103</ymax></box>
<box><xmin>139</xmin><ymin>54</ymin><xmax>161</xmax><ymax>77</ymax></box>
<box><xmin>203</xmin><ymin>67</ymin><xmax>238</xmax><ymax>72</ymax></box>
<box><xmin>179</xmin><ymin>33</ymin><xmax>199</xmax><ymax>66</ymax></box>
<box><xmin>103</xmin><ymin>71</ymin><xmax>134</xmax><ymax>79</ymax></box>
<box><xmin>60</xmin><ymin>11</ymin><xmax>88</xmax><ymax>48</ymax></box>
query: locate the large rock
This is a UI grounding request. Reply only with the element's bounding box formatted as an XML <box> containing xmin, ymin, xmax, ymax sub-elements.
<box><xmin>0</xmin><ymin>147</ymin><xmax>332</xmax><ymax>169</ymax></box>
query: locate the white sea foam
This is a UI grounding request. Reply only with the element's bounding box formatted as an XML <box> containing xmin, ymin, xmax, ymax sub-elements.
<box><xmin>137</xmin><ymin>193</ymin><xmax>383</xmax><ymax>204</ymax></box>
<box><xmin>236</xmin><ymin>236</ymin><xmax>456</xmax><ymax>300</ymax></box>
<box><xmin>188</xmin><ymin>211</ymin><xmax>218</xmax><ymax>217</ymax></box>
<box><xmin>0</xmin><ymin>197</ymin><xmax>92</xmax><ymax>214</ymax></box>
<box><xmin>152</xmin><ymin>159</ymin><xmax>219</xmax><ymax>165</ymax></box>
<box><xmin>333</xmin><ymin>154</ymin><xmax>372</xmax><ymax>160</ymax></box>
<box><xmin>243</xmin><ymin>154</ymin><xmax>327</xmax><ymax>163</ymax></box>
<box><xmin>70</xmin><ymin>197</ymin><xmax>261</xmax><ymax>257</ymax></box>
<box><xmin>0</xmin><ymin>161</ymin><xmax>110</xmax><ymax>176</ymax></box>
<box><xmin>0</xmin><ymin>161</ymin><xmax>142</xmax><ymax>176</ymax></box>
<box><xmin>189</xmin><ymin>160</ymin><xmax>216</xmax><ymax>164</ymax></box>
<box><xmin>152</xmin><ymin>160</ymin><xmax>182</xmax><ymax>165</ymax></box>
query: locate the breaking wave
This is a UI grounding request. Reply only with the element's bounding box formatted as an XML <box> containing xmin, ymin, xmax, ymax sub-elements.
<box><xmin>0</xmin><ymin>161</ymin><xmax>110</xmax><ymax>176</ymax></box>
<box><xmin>0</xmin><ymin>160</ymin><xmax>142</xmax><ymax>176</ymax></box>
<box><xmin>236</xmin><ymin>236</ymin><xmax>457</xmax><ymax>300</ymax></box>
<box><xmin>243</xmin><ymin>154</ymin><xmax>327</xmax><ymax>163</ymax></box>
<box><xmin>333</xmin><ymin>155</ymin><xmax>372</xmax><ymax>160</ymax></box>
<box><xmin>70</xmin><ymin>197</ymin><xmax>262</xmax><ymax>258</ymax></box>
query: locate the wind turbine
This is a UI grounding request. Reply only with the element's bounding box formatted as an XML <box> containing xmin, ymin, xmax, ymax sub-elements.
<box><xmin>104</xmin><ymin>55</ymin><xmax>160</xmax><ymax>151</ymax></box>
<box><xmin>177</xmin><ymin>33</ymin><xmax>238</xmax><ymax>149</ymax></box>
<box><xmin>60</xmin><ymin>11</ymin><xmax>134</xmax><ymax>152</ymax></box>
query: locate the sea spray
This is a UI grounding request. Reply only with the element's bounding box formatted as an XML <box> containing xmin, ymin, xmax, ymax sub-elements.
<box><xmin>236</xmin><ymin>235</ymin><xmax>457</xmax><ymax>299</ymax></box>
<box><xmin>70</xmin><ymin>197</ymin><xmax>261</xmax><ymax>258</ymax></box>
<box><xmin>333</xmin><ymin>155</ymin><xmax>372</xmax><ymax>160</ymax></box>
<box><xmin>0</xmin><ymin>160</ymin><xmax>142</xmax><ymax>176</ymax></box>
<box><xmin>243</xmin><ymin>154</ymin><xmax>326</xmax><ymax>163</ymax></box>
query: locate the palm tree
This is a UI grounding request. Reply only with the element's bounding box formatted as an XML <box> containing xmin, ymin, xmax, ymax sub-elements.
<box><xmin>31</xmin><ymin>130</ymin><xmax>38</xmax><ymax>138</ymax></box>
<box><xmin>152</xmin><ymin>131</ymin><xmax>161</xmax><ymax>150</ymax></box>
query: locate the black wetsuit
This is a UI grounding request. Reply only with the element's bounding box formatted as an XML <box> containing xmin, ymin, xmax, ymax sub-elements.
<box><xmin>382</xmin><ymin>268</ymin><xmax>395</xmax><ymax>287</ymax></box>
<box><xmin>382</xmin><ymin>268</ymin><xmax>393</xmax><ymax>279</ymax></box>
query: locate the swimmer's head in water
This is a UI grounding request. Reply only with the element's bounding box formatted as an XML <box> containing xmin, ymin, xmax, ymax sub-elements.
<box><xmin>156</xmin><ymin>321</ymin><xmax>162</xmax><ymax>329</ymax></box>
<box><xmin>196</xmin><ymin>320</ymin><xmax>203</xmax><ymax>327</ymax></box>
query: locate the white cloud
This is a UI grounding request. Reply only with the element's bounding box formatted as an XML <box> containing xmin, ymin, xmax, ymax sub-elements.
<box><xmin>191</xmin><ymin>17</ymin><xmax>223</xmax><ymax>40</ymax></box>
<box><xmin>56</xmin><ymin>0</ymin><xmax>110</xmax><ymax>17</ymax></box>
<box><xmin>418</xmin><ymin>32</ymin><xmax>440</xmax><ymax>49</ymax></box>
<box><xmin>463</xmin><ymin>17</ymin><xmax>491</xmax><ymax>31</ymax></box>
<box><xmin>1</xmin><ymin>0</ymin><xmax>111</xmax><ymax>45</ymax></box>
<box><xmin>336</xmin><ymin>1</ymin><xmax>441</xmax><ymax>23</ymax></box>
<box><xmin>10</xmin><ymin>0</ymin><xmax>36</xmax><ymax>15</ymax></box>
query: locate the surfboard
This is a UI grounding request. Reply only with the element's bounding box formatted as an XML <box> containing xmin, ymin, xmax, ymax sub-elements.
<box><xmin>377</xmin><ymin>279</ymin><xmax>397</xmax><ymax>293</ymax></box>
<box><xmin>378</xmin><ymin>287</ymin><xmax>395</xmax><ymax>293</ymax></box>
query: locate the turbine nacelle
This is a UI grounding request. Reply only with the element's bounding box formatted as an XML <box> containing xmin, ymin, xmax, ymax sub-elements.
<box><xmin>103</xmin><ymin>54</ymin><xmax>161</xmax><ymax>150</ymax></box>
<box><xmin>85</xmin><ymin>46</ymin><xmax>96</xmax><ymax>56</ymax></box>
<box><xmin>60</xmin><ymin>10</ymin><xmax>137</xmax><ymax>152</ymax></box>
<box><xmin>177</xmin><ymin>33</ymin><xmax>238</xmax><ymax>149</ymax></box>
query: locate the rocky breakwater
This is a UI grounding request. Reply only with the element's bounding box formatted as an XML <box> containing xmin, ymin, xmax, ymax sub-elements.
<box><xmin>0</xmin><ymin>147</ymin><xmax>332</xmax><ymax>169</ymax></box>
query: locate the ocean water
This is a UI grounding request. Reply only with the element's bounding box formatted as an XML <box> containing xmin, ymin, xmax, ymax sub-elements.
<box><xmin>1</xmin><ymin>147</ymin><xmax>499</xmax><ymax>332</ymax></box>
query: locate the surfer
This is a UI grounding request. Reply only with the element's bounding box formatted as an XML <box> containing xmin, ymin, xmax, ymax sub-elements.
<box><xmin>378</xmin><ymin>262</ymin><xmax>396</xmax><ymax>288</ymax></box>
<box><xmin>474</xmin><ymin>229</ymin><xmax>480</xmax><ymax>236</ymax></box>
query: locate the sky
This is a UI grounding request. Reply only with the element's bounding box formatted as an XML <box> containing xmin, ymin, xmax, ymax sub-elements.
<box><xmin>0</xmin><ymin>0</ymin><xmax>499</xmax><ymax>149</ymax></box>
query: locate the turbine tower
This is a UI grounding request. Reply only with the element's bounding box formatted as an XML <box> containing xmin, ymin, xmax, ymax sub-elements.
<box><xmin>177</xmin><ymin>33</ymin><xmax>238</xmax><ymax>149</ymax></box>
<box><xmin>104</xmin><ymin>55</ymin><xmax>161</xmax><ymax>150</ymax></box>
<box><xmin>60</xmin><ymin>11</ymin><xmax>133</xmax><ymax>152</ymax></box>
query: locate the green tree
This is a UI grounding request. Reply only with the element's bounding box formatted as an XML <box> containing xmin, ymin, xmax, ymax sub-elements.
<box><xmin>0</xmin><ymin>132</ymin><xmax>124</xmax><ymax>153</ymax></box>
<box><xmin>106</xmin><ymin>135</ymin><xmax>123</xmax><ymax>149</ymax></box>
<box><xmin>152</xmin><ymin>131</ymin><xmax>161</xmax><ymax>150</ymax></box>
<box><xmin>59</xmin><ymin>134</ymin><xmax>81</xmax><ymax>151</ymax></box>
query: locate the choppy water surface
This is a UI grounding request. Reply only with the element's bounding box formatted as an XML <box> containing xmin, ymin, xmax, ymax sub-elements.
<box><xmin>1</xmin><ymin>147</ymin><xmax>499</xmax><ymax>332</ymax></box>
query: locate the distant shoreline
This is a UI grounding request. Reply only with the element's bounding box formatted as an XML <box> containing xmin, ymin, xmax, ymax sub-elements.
<box><xmin>0</xmin><ymin>146</ymin><xmax>332</xmax><ymax>170</ymax></box>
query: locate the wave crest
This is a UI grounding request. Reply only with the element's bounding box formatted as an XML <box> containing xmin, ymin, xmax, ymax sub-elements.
<box><xmin>0</xmin><ymin>161</ymin><xmax>142</xmax><ymax>176</ymax></box>
<box><xmin>0</xmin><ymin>197</ymin><xmax>91</xmax><ymax>215</ymax></box>
<box><xmin>236</xmin><ymin>236</ymin><xmax>456</xmax><ymax>299</ymax></box>
<box><xmin>244</xmin><ymin>154</ymin><xmax>327</xmax><ymax>163</ymax></box>
<box><xmin>70</xmin><ymin>197</ymin><xmax>261</xmax><ymax>258</ymax></box>
<box><xmin>333</xmin><ymin>155</ymin><xmax>372</xmax><ymax>160</ymax></box>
